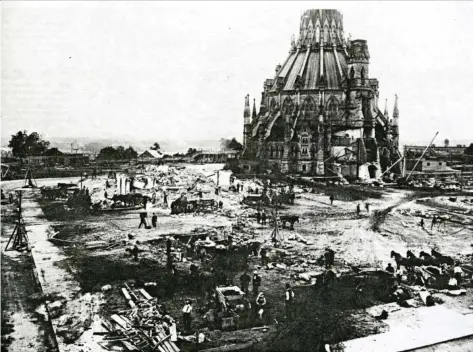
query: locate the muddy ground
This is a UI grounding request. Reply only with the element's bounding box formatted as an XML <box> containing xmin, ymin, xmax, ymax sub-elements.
<box><xmin>2</xmin><ymin>169</ymin><xmax>473</xmax><ymax>351</ymax></box>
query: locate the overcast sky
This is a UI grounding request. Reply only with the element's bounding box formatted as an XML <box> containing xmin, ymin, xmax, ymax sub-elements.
<box><xmin>2</xmin><ymin>1</ymin><xmax>473</xmax><ymax>146</ymax></box>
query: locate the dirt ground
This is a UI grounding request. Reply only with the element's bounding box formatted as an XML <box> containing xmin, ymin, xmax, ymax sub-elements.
<box><xmin>2</xmin><ymin>167</ymin><xmax>473</xmax><ymax>351</ymax></box>
<box><xmin>1</xmin><ymin>225</ymin><xmax>58</xmax><ymax>352</ymax></box>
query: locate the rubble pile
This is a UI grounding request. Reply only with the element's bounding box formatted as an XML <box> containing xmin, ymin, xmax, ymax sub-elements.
<box><xmin>99</xmin><ymin>285</ymin><xmax>180</xmax><ymax>352</ymax></box>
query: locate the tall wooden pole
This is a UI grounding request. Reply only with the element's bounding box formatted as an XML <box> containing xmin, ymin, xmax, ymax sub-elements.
<box><xmin>406</xmin><ymin>131</ymin><xmax>439</xmax><ymax>181</ymax></box>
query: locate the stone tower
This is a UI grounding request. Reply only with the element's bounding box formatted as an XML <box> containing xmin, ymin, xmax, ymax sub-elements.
<box><xmin>238</xmin><ymin>9</ymin><xmax>401</xmax><ymax>178</ymax></box>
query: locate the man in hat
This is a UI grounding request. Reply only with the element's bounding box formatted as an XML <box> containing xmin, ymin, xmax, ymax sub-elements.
<box><xmin>240</xmin><ymin>271</ymin><xmax>251</xmax><ymax>295</ymax></box>
<box><xmin>151</xmin><ymin>213</ymin><xmax>158</xmax><ymax>228</ymax></box>
<box><xmin>138</xmin><ymin>212</ymin><xmax>148</xmax><ymax>228</ymax></box>
<box><xmin>261</xmin><ymin>210</ymin><xmax>267</xmax><ymax>226</ymax></box>
<box><xmin>252</xmin><ymin>270</ymin><xmax>262</xmax><ymax>295</ymax></box>
<box><xmin>182</xmin><ymin>299</ymin><xmax>193</xmax><ymax>332</ymax></box>
<box><xmin>386</xmin><ymin>263</ymin><xmax>395</xmax><ymax>274</ymax></box>
<box><xmin>260</xmin><ymin>247</ymin><xmax>268</xmax><ymax>266</ymax></box>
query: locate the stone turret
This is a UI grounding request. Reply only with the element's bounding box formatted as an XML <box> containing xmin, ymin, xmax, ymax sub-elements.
<box><xmin>392</xmin><ymin>94</ymin><xmax>399</xmax><ymax>147</ymax></box>
<box><xmin>243</xmin><ymin>94</ymin><xmax>251</xmax><ymax>148</ymax></box>
<box><xmin>347</xmin><ymin>39</ymin><xmax>370</xmax><ymax>86</ymax></box>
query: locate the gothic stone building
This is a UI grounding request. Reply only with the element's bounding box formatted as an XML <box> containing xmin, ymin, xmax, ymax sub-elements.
<box><xmin>239</xmin><ymin>9</ymin><xmax>401</xmax><ymax>179</ymax></box>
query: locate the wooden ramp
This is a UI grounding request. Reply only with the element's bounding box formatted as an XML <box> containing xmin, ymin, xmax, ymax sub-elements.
<box><xmin>342</xmin><ymin>306</ymin><xmax>473</xmax><ymax>352</ymax></box>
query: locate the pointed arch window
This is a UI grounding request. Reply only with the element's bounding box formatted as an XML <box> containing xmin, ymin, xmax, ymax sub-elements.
<box><xmin>270</xmin><ymin>98</ymin><xmax>277</xmax><ymax>113</ymax></box>
<box><xmin>282</xmin><ymin>97</ymin><xmax>294</xmax><ymax>115</ymax></box>
<box><xmin>328</xmin><ymin>100</ymin><xmax>339</xmax><ymax>120</ymax></box>
<box><xmin>301</xmin><ymin>96</ymin><xmax>316</xmax><ymax>118</ymax></box>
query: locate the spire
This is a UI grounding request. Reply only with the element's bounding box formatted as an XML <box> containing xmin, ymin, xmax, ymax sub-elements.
<box><xmin>384</xmin><ymin>99</ymin><xmax>389</xmax><ymax>119</ymax></box>
<box><xmin>393</xmin><ymin>94</ymin><xmax>399</xmax><ymax>119</ymax></box>
<box><xmin>244</xmin><ymin>94</ymin><xmax>251</xmax><ymax>125</ymax></box>
<box><xmin>252</xmin><ymin>99</ymin><xmax>257</xmax><ymax>119</ymax></box>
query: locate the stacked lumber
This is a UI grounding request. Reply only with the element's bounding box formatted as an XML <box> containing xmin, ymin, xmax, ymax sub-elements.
<box><xmin>99</xmin><ymin>285</ymin><xmax>179</xmax><ymax>352</ymax></box>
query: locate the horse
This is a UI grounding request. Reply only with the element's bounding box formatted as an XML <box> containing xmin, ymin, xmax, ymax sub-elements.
<box><xmin>390</xmin><ymin>250</ymin><xmax>410</xmax><ymax>269</ymax></box>
<box><xmin>419</xmin><ymin>251</ymin><xmax>432</xmax><ymax>259</ymax></box>
<box><xmin>406</xmin><ymin>250</ymin><xmax>424</xmax><ymax>267</ymax></box>
<box><xmin>280</xmin><ymin>215</ymin><xmax>299</xmax><ymax>230</ymax></box>
<box><xmin>419</xmin><ymin>251</ymin><xmax>440</xmax><ymax>266</ymax></box>
<box><xmin>431</xmin><ymin>249</ymin><xmax>454</xmax><ymax>265</ymax></box>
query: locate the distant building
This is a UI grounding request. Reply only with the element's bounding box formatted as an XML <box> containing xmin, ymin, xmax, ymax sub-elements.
<box><xmin>0</xmin><ymin>147</ymin><xmax>13</xmax><ymax>159</ymax></box>
<box><xmin>239</xmin><ymin>9</ymin><xmax>401</xmax><ymax>179</ymax></box>
<box><xmin>405</xmin><ymin>159</ymin><xmax>457</xmax><ymax>174</ymax></box>
<box><xmin>404</xmin><ymin>145</ymin><xmax>470</xmax><ymax>173</ymax></box>
<box><xmin>139</xmin><ymin>149</ymin><xmax>163</xmax><ymax>162</ymax></box>
<box><xmin>192</xmin><ymin>149</ymin><xmax>240</xmax><ymax>163</ymax></box>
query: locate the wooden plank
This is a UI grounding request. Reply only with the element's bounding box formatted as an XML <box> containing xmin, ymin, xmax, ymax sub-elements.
<box><xmin>111</xmin><ymin>314</ymin><xmax>130</xmax><ymax>330</ymax></box>
<box><xmin>122</xmin><ymin>340</ymin><xmax>139</xmax><ymax>351</ymax></box>
<box><xmin>122</xmin><ymin>288</ymin><xmax>136</xmax><ymax>308</ymax></box>
<box><xmin>154</xmin><ymin>330</ymin><xmax>175</xmax><ymax>352</ymax></box>
<box><xmin>139</xmin><ymin>288</ymin><xmax>153</xmax><ymax>300</ymax></box>
<box><xmin>122</xmin><ymin>288</ymin><xmax>132</xmax><ymax>300</ymax></box>
<box><xmin>125</xmin><ymin>283</ymin><xmax>139</xmax><ymax>301</ymax></box>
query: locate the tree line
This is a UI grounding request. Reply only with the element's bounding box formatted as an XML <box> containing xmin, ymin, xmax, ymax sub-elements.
<box><xmin>6</xmin><ymin>131</ymin><xmax>245</xmax><ymax>160</ymax></box>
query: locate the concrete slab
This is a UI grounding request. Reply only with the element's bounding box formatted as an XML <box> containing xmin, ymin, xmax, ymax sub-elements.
<box><xmin>343</xmin><ymin>305</ymin><xmax>473</xmax><ymax>352</ymax></box>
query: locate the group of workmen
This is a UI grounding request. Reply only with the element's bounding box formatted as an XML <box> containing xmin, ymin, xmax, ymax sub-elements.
<box><xmin>1</xmin><ymin>189</ymin><xmax>14</xmax><ymax>204</ymax></box>
<box><xmin>138</xmin><ymin>212</ymin><xmax>158</xmax><ymax>229</ymax></box>
<box><xmin>238</xmin><ymin>270</ymin><xmax>296</xmax><ymax>323</ymax></box>
<box><xmin>255</xmin><ymin>209</ymin><xmax>268</xmax><ymax>225</ymax></box>
<box><xmin>385</xmin><ymin>258</ymin><xmax>464</xmax><ymax>299</ymax></box>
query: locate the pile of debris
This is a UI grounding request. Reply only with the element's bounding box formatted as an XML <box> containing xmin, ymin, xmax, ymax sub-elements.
<box><xmin>98</xmin><ymin>284</ymin><xmax>180</xmax><ymax>352</ymax></box>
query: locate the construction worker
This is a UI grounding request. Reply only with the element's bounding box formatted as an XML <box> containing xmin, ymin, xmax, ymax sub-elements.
<box><xmin>255</xmin><ymin>292</ymin><xmax>267</xmax><ymax>323</ymax></box>
<box><xmin>182</xmin><ymin>300</ymin><xmax>193</xmax><ymax>332</ymax></box>
<box><xmin>324</xmin><ymin>248</ymin><xmax>331</xmax><ymax>268</ymax></box>
<box><xmin>386</xmin><ymin>263</ymin><xmax>395</xmax><ymax>274</ymax></box>
<box><xmin>138</xmin><ymin>212</ymin><xmax>148</xmax><ymax>228</ymax></box>
<box><xmin>365</xmin><ymin>203</ymin><xmax>370</xmax><ymax>213</ymax></box>
<box><xmin>131</xmin><ymin>244</ymin><xmax>139</xmax><ymax>261</ymax></box>
<box><xmin>260</xmin><ymin>247</ymin><xmax>268</xmax><ymax>266</ymax></box>
<box><xmin>431</xmin><ymin>215</ymin><xmax>437</xmax><ymax>230</ymax></box>
<box><xmin>448</xmin><ymin>274</ymin><xmax>459</xmax><ymax>290</ymax></box>
<box><xmin>329</xmin><ymin>195</ymin><xmax>334</xmax><ymax>205</ymax></box>
<box><xmin>356</xmin><ymin>204</ymin><xmax>361</xmax><ymax>216</ymax></box>
<box><xmin>1</xmin><ymin>190</ymin><xmax>5</xmax><ymax>200</ymax></box>
<box><xmin>151</xmin><ymin>213</ymin><xmax>158</xmax><ymax>228</ymax></box>
<box><xmin>163</xmin><ymin>192</ymin><xmax>168</xmax><ymax>206</ymax></box>
<box><xmin>454</xmin><ymin>262</ymin><xmax>463</xmax><ymax>284</ymax></box>
<box><xmin>252</xmin><ymin>271</ymin><xmax>262</xmax><ymax>295</ymax></box>
<box><xmin>239</xmin><ymin>271</ymin><xmax>251</xmax><ymax>295</ymax></box>
<box><xmin>261</xmin><ymin>210</ymin><xmax>267</xmax><ymax>226</ymax></box>
<box><xmin>9</xmin><ymin>192</ymin><xmax>14</xmax><ymax>204</ymax></box>
<box><xmin>285</xmin><ymin>283</ymin><xmax>295</xmax><ymax>321</ymax></box>
<box><xmin>419</xmin><ymin>218</ymin><xmax>425</xmax><ymax>229</ymax></box>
